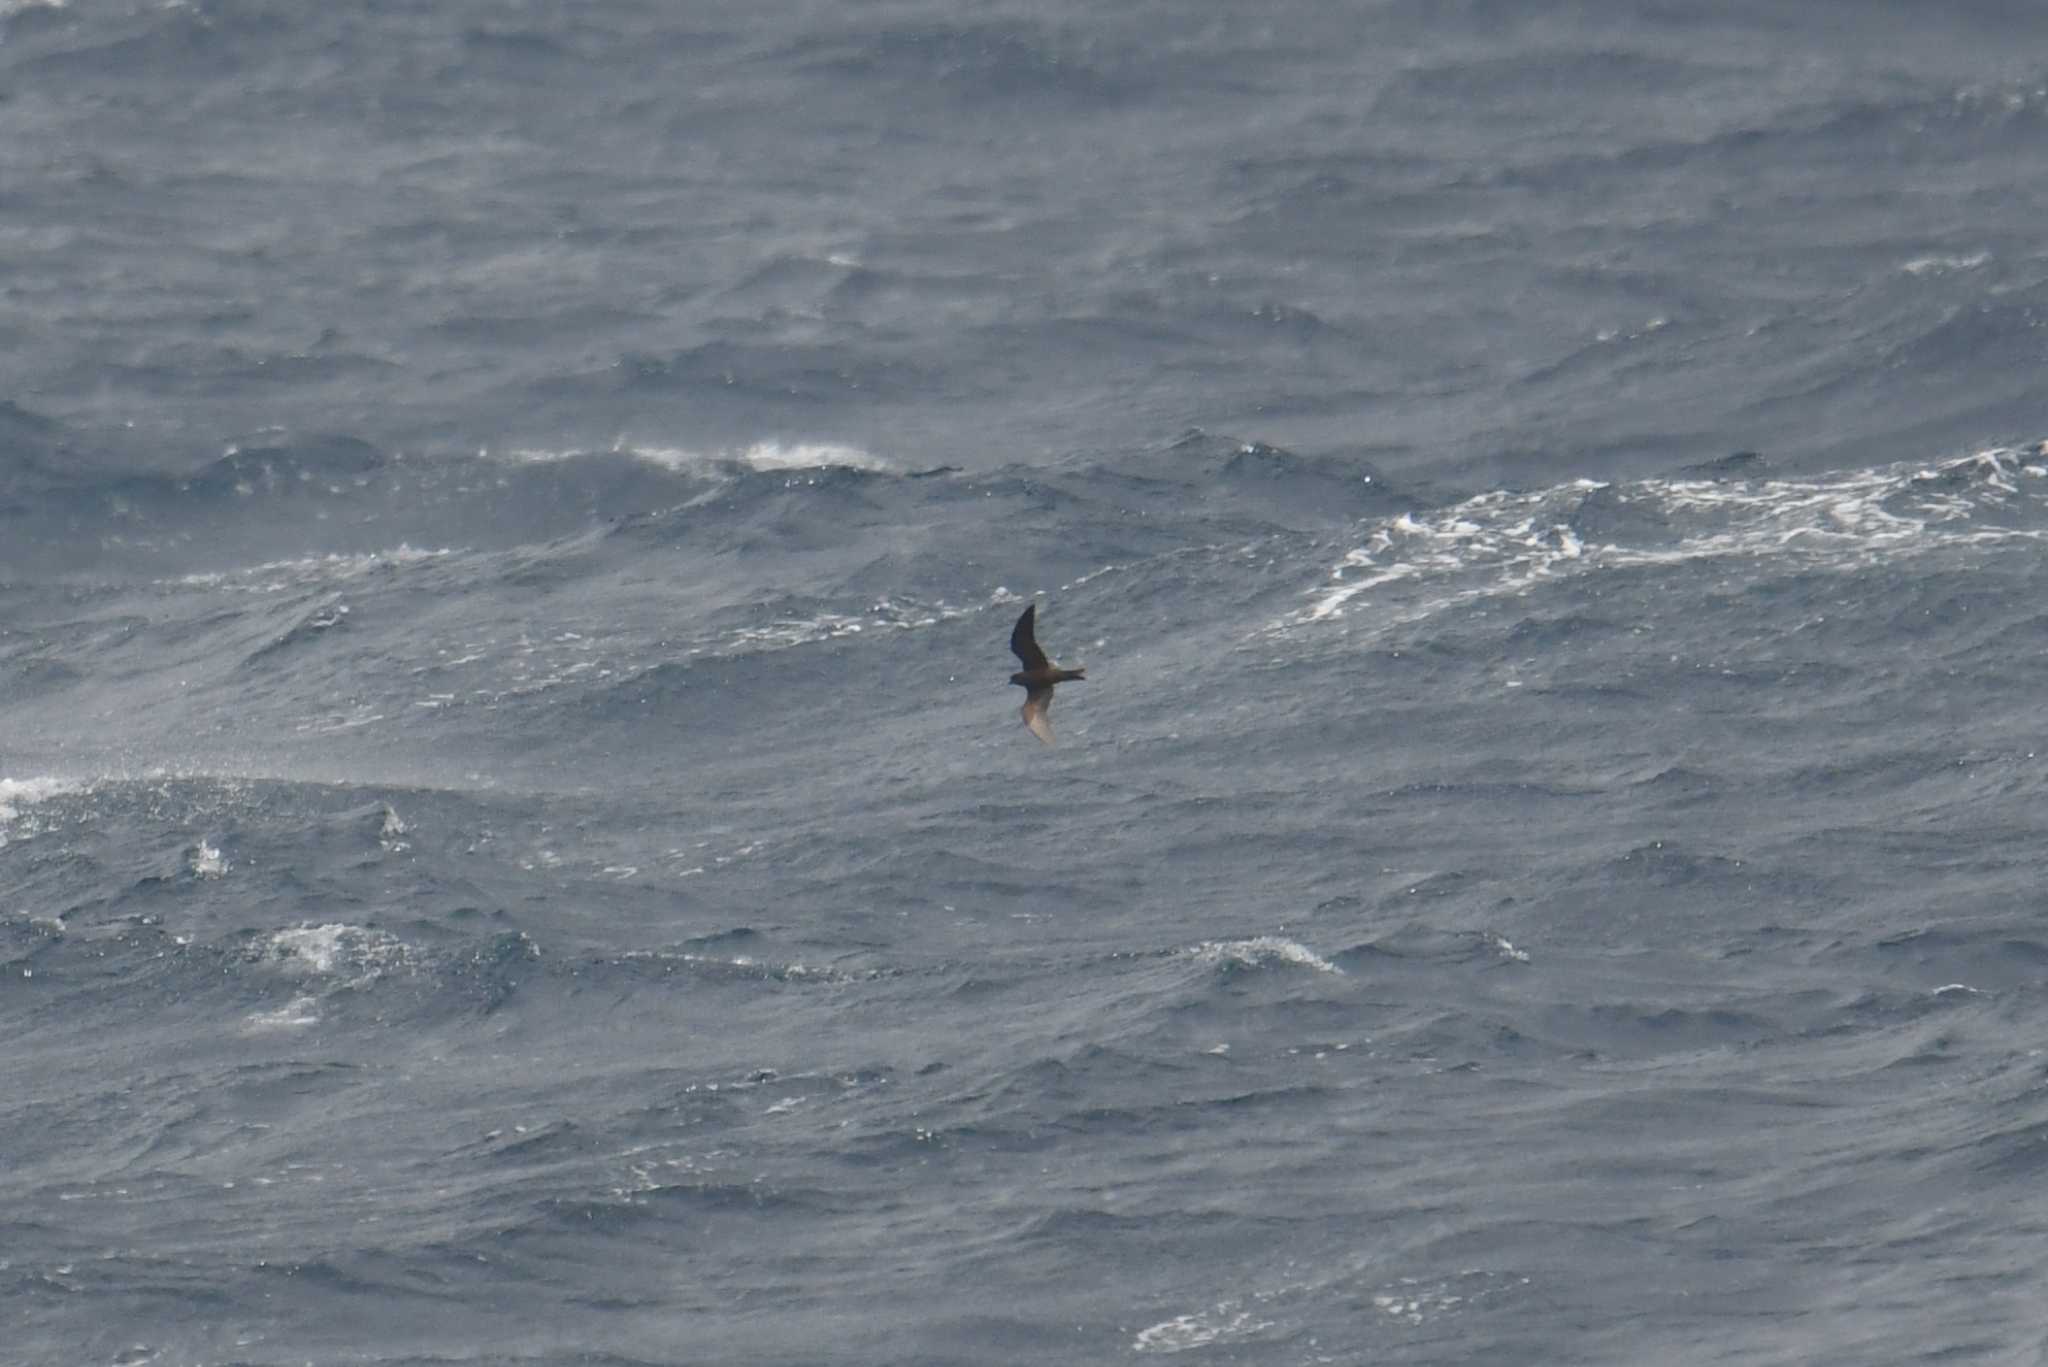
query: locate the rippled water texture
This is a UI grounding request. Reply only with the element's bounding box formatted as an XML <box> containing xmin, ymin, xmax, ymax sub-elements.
<box><xmin>6</xmin><ymin>2</ymin><xmax>2048</xmax><ymax>1364</ymax></box>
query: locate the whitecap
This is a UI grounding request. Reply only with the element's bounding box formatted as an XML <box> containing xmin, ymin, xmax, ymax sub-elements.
<box><xmin>0</xmin><ymin>776</ymin><xmax>76</xmax><ymax>825</ymax></box>
<box><xmin>189</xmin><ymin>840</ymin><xmax>226</xmax><ymax>878</ymax></box>
<box><xmin>737</xmin><ymin>440</ymin><xmax>891</xmax><ymax>473</ymax></box>
<box><xmin>164</xmin><ymin>545</ymin><xmax>454</xmax><ymax>593</ymax></box>
<box><xmin>1901</xmin><ymin>251</ymin><xmax>1990</xmax><ymax>276</ymax></box>
<box><xmin>258</xmin><ymin>923</ymin><xmax>410</xmax><ymax>988</ymax></box>
<box><xmin>243</xmin><ymin>995</ymin><xmax>322</xmax><ymax>1032</ymax></box>
<box><xmin>1280</xmin><ymin>444</ymin><xmax>2048</xmax><ymax>633</ymax></box>
<box><xmin>616</xmin><ymin>947</ymin><xmax>882</xmax><ymax>985</ymax></box>
<box><xmin>511</xmin><ymin>438</ymin><xmax>892</xmax><ymax>475</ymax></box>
<box><xmin>1188</xmin><ymin>936</ymin><xmax>1342</xmax><ymax>975</ymax></box>
<box><xmin>1372</xmin><ymin>1276</ymin><xmax>1469</xmax><ymax>1325</ymax></box>
<box><xmin>1133</xmin><ymin>1304</ymin><xmax>1274</xmax><ymax>1353</ymax></box>
<box><xmin>0</xmin><ymin>776</ymin><xmax>79</xmax><ymax>846</ymax></box>
<box><xmin>1482</xmin><ymin>931</ymin><xmax>1530</xmax><ymax>963</ymax></box>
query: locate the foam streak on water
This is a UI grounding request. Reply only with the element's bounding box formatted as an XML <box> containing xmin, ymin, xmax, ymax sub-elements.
<box><xmin>1289</xmin><ymin>446</ymin><xmax>2048</xmax><ymax>630</ymax></box>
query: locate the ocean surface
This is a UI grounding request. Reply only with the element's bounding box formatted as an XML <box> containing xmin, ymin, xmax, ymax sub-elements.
<box><xmin>6</xmin><ymin>2</ymin><xmax>2048</xmax><ymax>1363</ymax></box>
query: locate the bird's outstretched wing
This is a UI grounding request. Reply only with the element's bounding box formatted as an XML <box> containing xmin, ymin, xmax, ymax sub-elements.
<box><xmin>1020</xmin><ymin>687</ymin><xmax>1056</xmax><ymax>745</ymax></box>
<box><xmin>1010</xmin><ymin>603</ymin><xmax>1050</xmax><ymax>672</ymax></box>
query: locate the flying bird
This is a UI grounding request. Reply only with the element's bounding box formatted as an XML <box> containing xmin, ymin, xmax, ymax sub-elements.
<box><xmin>1008</xmin><ymin>602</ymin><xmax>1085</xmax><ymax>744</ymax></box>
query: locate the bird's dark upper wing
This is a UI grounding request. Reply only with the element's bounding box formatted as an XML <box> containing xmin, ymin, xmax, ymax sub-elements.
<box><xmin>1010</xmin><ymin>603</ymin><xmax>1050</xmax><ymax>671</ymax></box>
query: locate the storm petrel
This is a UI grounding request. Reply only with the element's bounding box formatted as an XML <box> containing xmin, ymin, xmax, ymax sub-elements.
<box><xmin>1008</xmin><ymin>602</ymin><xmax>1085</xmax><ymax>744</ymax></box>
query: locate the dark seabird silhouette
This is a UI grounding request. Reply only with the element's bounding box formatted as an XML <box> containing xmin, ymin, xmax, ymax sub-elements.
<box><xmin>1008</xmin><ymin>602</ymin><xmax>1085</xmax><ymax>744</ymax></box>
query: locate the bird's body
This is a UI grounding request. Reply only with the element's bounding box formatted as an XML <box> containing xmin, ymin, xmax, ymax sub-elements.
<box><xmin>1007</xmin><ymin>603</ymin><xmax>1084</xmax><ymax>744</ymax></box>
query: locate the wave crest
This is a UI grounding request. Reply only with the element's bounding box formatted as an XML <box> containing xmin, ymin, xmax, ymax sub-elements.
<box><xmin>1283</xmin><ymin>443</ymin><xmax>2048</xmax><ymax>631</ymax></box>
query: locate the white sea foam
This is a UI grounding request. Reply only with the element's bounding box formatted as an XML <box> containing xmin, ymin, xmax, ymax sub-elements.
<box><xmin>736</xmin><ymin>440</ymin><xmax>890</xmax><ymax>472</ymax></box>
<box><xmin>1371</xmin><ymin>1274</ymin><xmax>1488</xmax><ymax>1325</ymax></box>
<box><xmin>509</xmin><ymin>438</ymin><xmax>891</xmax><ymax>475</ymax></box>
<box><xmin>1482</xmin><ymin>931</ymin><xmax>1530</xmax><ymax>963</ymax></box>
<box><xmin>1188</xmin><ymin>936</ymin><xmax>1342</xmax><ymax>975</ymax></box>
<box><xmin>1134</xmin><ymin>1304</ymin><xmax>1274</xmax><ymax>1353</ymax></box>
<box><xmin>0</xmin><ymin>776</ymin><xmax>79</xmax><ymax>846</ymax></box>
<box><xmin>292</xmin><ymin>704</ymin><xmax>387</xmax><ymax>735</ymax></box>
<box><xmin>243</xmin><ymin>994</ymin><xmax>322</xmax><ymax>1032</ymax></box>
<box><xmin>378</xmin><ymin>804</ymin><xmax>409</xmax><ymax>852</ymax></box>
<box><xmin>1901</xmin><ymin>251</ymin><xmax>1990</xmax><ymax>276</ymax></box>
<box><xmin>189</xmin><ymin>840</ymin><xmax>226</xmax><ymax>878</ymax></box>
<box><xmin>726</xmin><ymin>595</ymin><xmax>979</xmax><ymax>654</ymax></box>
<box><xmin>0</xmin><ymin>776</ymin><xmax>76</xmax><ymax>825</ymax></box>
<box><xmin>1282</xmin><ymin>445</ymin><xmax>2048</xmax><ymax>631</ymax></box>
<box><xmin>166</xmin><ymin>545</ymin><xmax>454</xmax><ymax>593</ymax></box>
<box><xmin>258</xmin><ymin>923</ymin><xmax>411</xmax><ymax>988</ymax></box>
<box><xmin>266</xmin><ymin>924</ymin><xmax>353</xmax><ymax>974</ymax></box>
<box><xmin>617</xmin><ymin>947</ymin><xmax>879</xmax><ymax>984</ymax></box>
<box><xmin>1149</xmin><ymin>1266</ymin><xmax>1524</xmax><ymax>1342</ymax></box>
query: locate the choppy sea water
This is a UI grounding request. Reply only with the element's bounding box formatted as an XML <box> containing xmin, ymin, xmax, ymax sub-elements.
<box><xmin>7</xmin><ymin>3</ymin><xmax>2048</xmax><ymax>1364</ymax></box>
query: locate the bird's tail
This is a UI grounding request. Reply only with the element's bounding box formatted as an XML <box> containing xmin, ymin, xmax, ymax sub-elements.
<box><xmin>1056</xmin><ymin>668</ymin><xmax>1085</xmax><ymax>682</ymax></box>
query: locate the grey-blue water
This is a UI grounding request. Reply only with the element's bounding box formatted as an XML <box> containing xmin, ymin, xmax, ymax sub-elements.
<box><xmin>6</xmin><ymin>3</ymin><xmax>2048</xmax><ymax>1363</ymax></box>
